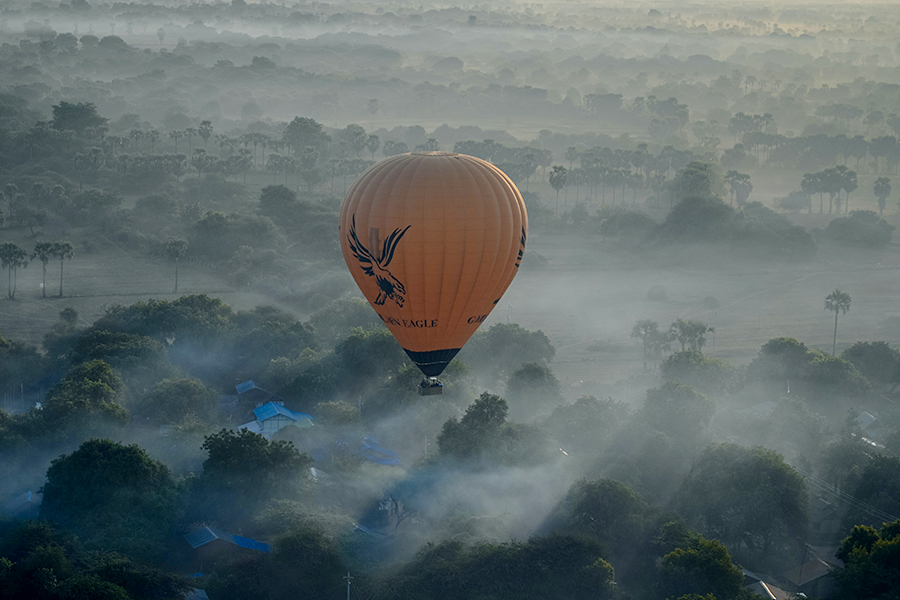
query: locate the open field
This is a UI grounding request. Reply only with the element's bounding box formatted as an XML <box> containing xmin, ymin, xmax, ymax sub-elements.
<box><xmin>3</xmin><ymin>217</ymin><xmax>900</xmax><ymax>404</ymax></box>
<box><xmin>495</xmin><ymin>233</ymin><xmax>900</xmax><ymax>399</ymax></box>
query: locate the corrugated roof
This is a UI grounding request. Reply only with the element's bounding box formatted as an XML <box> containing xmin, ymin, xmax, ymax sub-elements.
<box><xmin>183</xmin><ymin>526</ymin><xmax>271</xmax><ymax>553</ymax></box>
<box><xmin>359</xmin><ymin>436</ymin><xmax>401</xmax><ymax>465</ymax></box>
<box><xmin>235</xmin><ymin>380</ymin><xmax>260</xmax><ymax>394</ymax></box>
<box><xmin>231</xmin><ymin>534</ymin><xmax>271</xmax><ymax>552</ymax></box>
<box><xmin>187</xmin><ymin>589</ymin><xmax>210</xmax><ymax>600</ymax></box>
<box><xmin>253</xmin><ymin>402</ymin><xmax>314</xmax><ymax>423</ymax></box>
<box><xmin>783</xmin><ymin>559</ymin><xmax>834</xmax><ymax>586</ymax></box>
<box><xmin>857</xmin><ymin>411</ymin><xmax>877</xmax><ymax>430</ymax></box>
<box><xmin>184</xmin><ymin>526</ymin><xmax>220</xmax><ymax>549</ymax></box>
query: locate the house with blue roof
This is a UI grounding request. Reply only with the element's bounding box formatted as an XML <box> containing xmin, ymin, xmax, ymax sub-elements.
<box><xmin>234</xmin><ymin>379</ymin><xmax>274</xmax><ymax>406</ymax></box>
<box><xmin>356</xmin><ymin>435</ymin><xmax>401</xmax><ymax>465</ymax></box>
<box><xmin>184</xmin><ymin>526</ymin><xmax>271</xmax><ymax>553</ymax></box>
<box><xmin>238</xmin><ymin>401</ymin><xmax>314</xmax><ymax>438</ymax></box>
<box><xmin>183</xmin><ymin>526</ymin><xmax>271</xmax><ymax>572</ymax></box>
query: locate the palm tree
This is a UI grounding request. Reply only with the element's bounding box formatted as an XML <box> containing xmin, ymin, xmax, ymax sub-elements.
<box><xmin>51</xmin><ymin>241</ymin><xmax>75</xmax><ymax>297</ymax></box>
<box><xmin>549</xmin><ymin>166</ymin><xmax>567</xmax><ymax>215</ymax></box>
<box><xmin>874</xmin><ymin>177</ymin><xmax>891</xmax><ymax>215</ymax></box>
<box><xmin>631</xmin><ymin>319</ymin><xmax>659</xmax><ymax>369</ymax></box>
<box><xmin>32</xmin><ymin>241</ymin><xmax>55</xmax><ymax>298</ymax></box>
<box><xmin>824</xmin><ymin>289</ymin><xmax>851</xmax><ymax>356</ymax></box>
<box><xmin>165</xmin><ymin>238</ymin><xmax>187</xmax><ymax>293</ymax></box>
<box><xmin>0</xmin><ymin>243</ymin><xmax>28</xmax><ymax>299</ymax></box>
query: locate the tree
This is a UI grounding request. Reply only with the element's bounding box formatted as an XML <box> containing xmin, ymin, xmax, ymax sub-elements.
<box><xmin>669</xmin><ymin>318</ymin><xmax>713</xmax><ymax>352</ymax></box>
<box><xmin>841</xmin><ymin>341</ymin><xmax>900</xmax><ymax>389</ymax></box>
<box><xmin>549</xmin><ymin>165</ymin><xmax>567</xmax><ymax>214</ymax></box>
<box><xmin>365</xmin><ymin>134</ymin><xmax>381</xmax><ymax>159</ymax></box>
<box><xmin>632</xmin><ymin>319</ymin><xmax>660</xmax><ymax>369</ymax></box>
<box><xmin>673</xmin><ymin>444</ymin><xmax>808</xmax><ymax>568</ymax></box>
<box><xmin>504</xmin><ymin>362</ymin><xmax>563</xmax><ymax>418</ymax></box>
<box><xmin>40</xmin><ymin>359</ymin><xmax>130</xmax><ymax>431</ymax></box>
<box><xmin>0</xmin><ymin>243</ymin><xmax>28</xmax><ymax>299</ymax></box>
<box><xmin>671</xmin><ymin>161</ymin><xmax>722</xmax><ymax>201</ymax></box>
<box><xmin>283</xmin><ymin>116</ymin><xmax>330</xmax><ymax>154</ymax></box>
<box><xmin>544</xmin><ymin>478</ymin><xmax>648</xmax><ymax>558</ymax></box>
<box><xmin>437</xmin><ymin>392</ymin><xmax>551</xmax><ymax>466</ymax></box>
<box><xmin>460</xmin><ymin>323</ymin><xmax>556</xmax><ymax>379</ymax></box>
<box><xmin>874</xmin><ymin>177</ymin><xmax>891</xmax><ymax>214</ymax></box>
<box><xmin>50</xmin><ymin>101</ymin><xmax>107</xmax><ymax>134</ymax></box>
<box><xmin>825</xmin><ymin>289</ymin><xmax>851</xmax><ymax>356</ymax></box>
<box><xmin>41</xmin><ymin>439</ymin><xmax>178</xmax><ymax>561</ymax></box>
<box><xmin>136</xmin><ymin>377</ymin><xmax>217</xmax><ymax>423</ymax></box>
<box><xmin>164</xmin><ymin>238</ymin><xmax>187</xmax><ymax>293</ymax></box>
<box><xmin>382</xmin><ymin>140</ymin><xmax>408</xmax><ymax>156</ymax></box>
<box><xmin>197</xmin><ymin>119</ymin><xmax>213</xmax><ymax>148</ymax></box>
<box><xmin>51</xmin><ymin>241</ymin><xmax>75</xmax><ymax>297</ymax></box>
<box><xmin>658</xmin><ymin>538</ymin><xmax>745</xmax><ymax>600</ymax></box>
<box><xmin>208</xmin><ymin>528</ymin><xmax>348</xmax><ymax>600</ymax></box>
<box><xmin>660</xmin><ymin>351</ymin><xmax>734</xmax><ymax>393</ymax></box>
<box><xmin>732</xmin><ymin>172</ymin><xmax>752</xmax><ymax>205</ymax></box>
<box><xmin>834</xmin><ymin>521</ymin><xmax>900</xmax><ymax>600</ymax></box>
<box><xmin>192</xmin><ymin>428</ymin><xmax>313</xmax><ymax>525</ymax></box>
<box><xmin>544</xmin><ymin>396</ymin><xmax>629</xmax><ymax>455</ymax></box>
<box><xmin>640</xmin><ymin>381</ymin><xmax>716</xmax><ymax>438</ymax></box>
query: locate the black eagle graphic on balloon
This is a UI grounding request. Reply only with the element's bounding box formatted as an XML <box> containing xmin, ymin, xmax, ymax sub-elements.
<box><xmin>347</xmin><ymin>215</ymin><xmax>411</xmax><ymax>307</ymax></box>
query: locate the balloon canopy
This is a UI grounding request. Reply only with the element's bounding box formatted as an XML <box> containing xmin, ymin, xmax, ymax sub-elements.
<box><xmin>339</xmin><ymin>152</ymin><xmax>528</xmax><ymax>378</ymax></box>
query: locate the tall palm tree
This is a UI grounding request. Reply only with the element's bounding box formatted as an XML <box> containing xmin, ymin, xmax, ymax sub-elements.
<box><xmin>0</xmin><ymin>243</ymin><xmax>28</xmax><ymax>298</ymax></box>
<box><xmin>165</xmin><ymin>239</ymin><xmax>187</xmax><ymax>293</ymax></box>
<box><xmin>824</xmin><ymin>289</ymin><xmax>851</xmax><ymax>356</ymax></box>
<box><xmin>32</xmin><ymin>241</ymin><xmax>55</xmax><ymax>298</ymax></box>
<box><xmin>51</xmin><ymin>241</ymin><xmax>75</xmax><ymax>297</ymax></box>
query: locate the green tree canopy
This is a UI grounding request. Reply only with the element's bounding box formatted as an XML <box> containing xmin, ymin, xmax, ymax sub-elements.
<box><xmin>658</xmin><ymin>537</ymin><xmax>745</xmax><ymax>600</ymax></box>
<box><xmin>41</xmin><ymin>439</ymin><xmax>178</xmax><ymax>561</ymax></box>
<box><xmin>834</xmin><ymin>521</ymin><xmax>900</xmax><ymax>600</ymax></box>
<box><xmin>39</xmin><ymin>360</ymin><xmax>129</xmax><ymax>432</ymax></box>
<box><xmin>673</xmin><ymin>443</ymin><xmax>808</xmax><ymax>569</ymax></box>
<box><xmin>50</xmin><ymin>101</ymin><xmax>107</xmax><ymax>134</ymax></box>
<box><xmin>460</xmin><ymin>323</ymin><xmax>556</xmax><ymax>380</ymax></box>
<box><xmin>134</xmin><ymin>377</ymin><xmax>218</xmax><ymax>424</ymax></box>
<box><xmin>640</xmin><ymin>381</ymin><xmax>716</xmax><ymax>439</ymax></box>
<box><xmin>190</xmin><ymin>429</ymin><xmax>313</xmax><ymax>526</ymax></box>
<box><xmin>437</xmin><ymin>392</ymin><xmax>552</xmax><ymax>467</ymax></box>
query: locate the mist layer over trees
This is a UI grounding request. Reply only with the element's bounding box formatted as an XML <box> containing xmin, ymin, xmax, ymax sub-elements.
<box><xmin>2</xmin><ymin>0</ymin><xmax>900</xmax><ymax>599</ymax></box>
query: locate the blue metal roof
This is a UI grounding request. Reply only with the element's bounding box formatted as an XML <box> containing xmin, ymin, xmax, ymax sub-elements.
<box><xmin>183</xmin><ymin>526</ymin><xmax>271</xmax><ymax>553</ymax></box>
<box><xmin>231</xmin><ymin>534</ymin><xmax>272</xmax><ymax>552</ymax></box>
<box><xmin>235</xmin><ymin>380</ymin><xmax>259</xmax><ymax>394</ymax></box>
<box><xmin>253</xmin><ymin>402</ymin><xmax>314</xmax><ymax>423</ymax></box>
<box><xmin>358</xmin><ymin>435</ymin><xmax>401</xmax><ymax>465</ymax></box>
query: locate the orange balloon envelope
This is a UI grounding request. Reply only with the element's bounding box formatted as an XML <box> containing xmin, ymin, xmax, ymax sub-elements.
<box><xmin>339</xmin><ymin>152</ymin><xmax>528</xmax><ymax>377</ymax></box>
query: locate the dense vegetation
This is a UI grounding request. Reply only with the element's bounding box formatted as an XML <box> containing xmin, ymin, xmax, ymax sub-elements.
<box><xmin>2</xmin><ymin>1</ymin><xmax>900</xmax><ymax>599</ymax></box>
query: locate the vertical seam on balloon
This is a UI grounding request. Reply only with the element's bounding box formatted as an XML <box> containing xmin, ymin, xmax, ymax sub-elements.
<box><xmin>475</xmin><ymin>161</ymin><xmax>519</xmax><ymax>320</ymax></box>
<box><xmin>440</xmin><ymin>155</ymin><xmax>468</xmax><ymax>349</ymax></box>
<box><xmin>454</xmin><ymin>157</ymin><xmax>497</xmax><ymax>347</ymax></box>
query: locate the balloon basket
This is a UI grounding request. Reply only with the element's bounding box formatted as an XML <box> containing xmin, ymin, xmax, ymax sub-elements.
<box><xmin>418</xmin><ymin>377</ymin><xmax>443</xmax><ymax>396</ymax></box>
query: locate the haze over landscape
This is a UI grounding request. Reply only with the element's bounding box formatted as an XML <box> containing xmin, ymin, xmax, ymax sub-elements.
<box><xmin>1</xmin><ymin>1</ymin><xmax>900</xmax><ymax>599</ymax></box>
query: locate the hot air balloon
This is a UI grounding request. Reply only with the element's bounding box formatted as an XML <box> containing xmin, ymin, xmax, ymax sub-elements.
<box><xmin>339</xmin><ymin>152</ymin><xmax>528</xmax><ymax>394</ymax></box>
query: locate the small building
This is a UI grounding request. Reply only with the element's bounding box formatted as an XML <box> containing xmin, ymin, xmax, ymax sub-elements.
<box><xmin>811</xmin><ymin>497</ymin><xmax>844</xmax><ymax>540</ymax></box>
<box><xmin>235</xmin><ymin>380</ymin><xmax>274</xmax><ymax>406</ymax></box>
<box><xmin>357</xmin><ymin>435</ymin><xmax>401</xmax><ymax>465</ymax></box>
<box><xmin>238</xmin><ymin>401</ymin><xmax>314</xmax><ymax>438</ymax></box>
<box><xmin>782</xmin><ymin>558</ymin><xmax>837</xmax><ymax>599</ymax></box>
<box><xmin>183</xmin><ymin>525</ymin><xmax>271</xmax><ymax>571</ymax></box>
<box><xmin>4</xmin><ymin>491</ymin><xmax>41</xmax><ymax>519</ymax></box>
<box><xmin>746</xmin><ymin>580</ymin><xmax>791</xmax><ymax>600</ymax></box>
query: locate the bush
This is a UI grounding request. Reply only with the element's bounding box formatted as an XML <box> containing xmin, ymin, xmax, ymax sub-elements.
<box><xmin>824</xmin><ymin>210</ymin><xmax>895</xmax><ymax>248</ymax></box>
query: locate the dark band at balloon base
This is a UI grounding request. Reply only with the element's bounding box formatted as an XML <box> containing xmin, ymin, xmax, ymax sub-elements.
<box><xmin>404</xmin><ymin>348</ymin><xmax>461</xmax><ymax>377</ymax></box>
